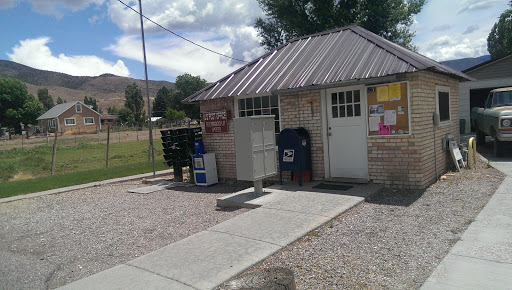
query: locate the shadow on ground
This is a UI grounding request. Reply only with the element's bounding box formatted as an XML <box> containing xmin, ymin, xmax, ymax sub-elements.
<box><xmin>366</xmin><ymin>188</ymin><xmax>426</xmax><ymax>207</ymax></box>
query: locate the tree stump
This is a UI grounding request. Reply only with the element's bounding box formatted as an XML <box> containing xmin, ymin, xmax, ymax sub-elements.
<box><xmin>218</xmin><ymin>267</ymin><xmax>296</xmax><ymax>290</ymax></box>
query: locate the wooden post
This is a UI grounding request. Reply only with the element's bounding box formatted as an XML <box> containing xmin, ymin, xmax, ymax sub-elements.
<box><xmin>46</xmin><ymin>131</ymin><xmax>49</xmax><ymax>145</ymax></box>
<box><xmin>106</xmin><ymin>124</ymin><xmax>110</xmax><ymax>168</ymax></box>
<box><xmin>136</xmin><ymin>127</ymin><xmax>139</xmax><ymax>141</ymax></box>
<box><xmin>174</xmin><ymin>165</ymin><xmax>183</xmax><ymax>182</ymax></box>
<box><xmin>21</xmin><ymin>133</ymin><xmax>23</xmax><ymax>149</ymax></box>
<box><xmin>51</xmin><ymin>132</ymin><xmax>58</xmax><ymax>176</ymax></box>
<box><xmin>118</xmin><ymin>126</ymin><xmax>120</xmax><ymax>143</ymax></box>
<box><xmin>74</xmin><ymin>132</ymin><xmax>77</xmax><ymax>146</ymax></box>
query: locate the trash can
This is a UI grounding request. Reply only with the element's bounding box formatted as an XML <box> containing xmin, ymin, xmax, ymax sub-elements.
<box><xmin>278</xmin><ymin>127</ymin><xmax>312</xmax><ymax>186</ymax></box>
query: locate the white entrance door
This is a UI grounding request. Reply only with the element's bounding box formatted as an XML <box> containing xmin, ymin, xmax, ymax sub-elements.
<box><xmin>326</xmin><ymin>86</ymin><xmax>368</xmax><ymax>179</ymax></box>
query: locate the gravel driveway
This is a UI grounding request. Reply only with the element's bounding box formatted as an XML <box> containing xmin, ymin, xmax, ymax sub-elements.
<box><xmin>240</xmin><ymin>160</ymin><xmax>505</xmax><ymax>289</ymax></box>
<box><xmin>0</xmin><ymin>181</ymin><xmax>250</xmax><ymax>289</ymax></box>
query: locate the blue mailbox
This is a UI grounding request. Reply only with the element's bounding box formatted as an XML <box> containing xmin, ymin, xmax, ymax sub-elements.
<box><xmin>278</xmin><ymin>127</ymin><xmax>312</xmax><ymax>186</ymax></box>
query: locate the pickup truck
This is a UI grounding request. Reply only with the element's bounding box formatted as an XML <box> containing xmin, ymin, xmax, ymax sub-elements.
<box><xmin>471</xmin><ymin>87</ymin><xmax>512</xmax><ymax>157</ymax></box>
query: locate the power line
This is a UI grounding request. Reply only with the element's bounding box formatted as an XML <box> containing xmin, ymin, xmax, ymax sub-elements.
<box><xmin>116</xmin><ymin>0</ymin><xmax>248</xmax><ymax>63</ymax></box>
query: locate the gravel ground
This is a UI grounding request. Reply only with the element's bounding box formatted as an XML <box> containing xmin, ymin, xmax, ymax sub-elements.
<box><xmin>0</xmin><ymin>180</ymin><xmax>251</xmax><ymax>289</ymax></box>
<box><xmin>240</xmin><ymin>159</ymin><xmax>505</xmax><ymax>289</ymax></box>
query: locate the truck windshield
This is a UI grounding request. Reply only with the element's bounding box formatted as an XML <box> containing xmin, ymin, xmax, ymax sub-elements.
<box><xmin>494</xmin><ymin>91</ymin><xmax>512</xmax><ymax>107</ymax></box>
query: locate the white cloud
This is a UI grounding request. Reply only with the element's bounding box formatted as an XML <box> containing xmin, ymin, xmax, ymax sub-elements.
<box><xmin>462</xmin><ymin>24</ymin><xmax>480</xmax><ymax>35</ymax></box>
<box><xmin>431</xmin><ymin>24</ymin><xmax>452</xmax><ymax>31</ymax></box>
<box><xmin>7</xmin><ymin>37</ymin><xmax>130</xmax><ymax>77</ymax></box>
<box><xmin>104</xmin><ymin>0</ymin><xmax>266</xmax><ymax>81</ymax></box>
<box><xmin>106</xmin><ymin>34</ymin><xmax>246</xmax><ymax>82</ymax></box>
<box><xmin>0</xmin><ymin>0</ymin><xmax>105</xmax><ymax>17</ymax></box>
<box><xmin>421</xmin><ymin>35</ymin><xmax>488</xmax><ymax>61</ymax></box>
<box><xmin>457</xmin><ymin>0</ymin><xmax>504</xmax><ymax>14</ymax></box>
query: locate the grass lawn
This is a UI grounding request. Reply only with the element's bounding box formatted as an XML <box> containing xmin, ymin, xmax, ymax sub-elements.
<box><xmin>0</xmin><ymin>140</ymin><xmax>167</xmax><ymax>198</ymax></box>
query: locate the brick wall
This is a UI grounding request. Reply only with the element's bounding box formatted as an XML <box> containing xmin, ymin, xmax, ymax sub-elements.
<box><xmin>58</xmin><ymin>104</ymin><xmax>101</xmax><ymax>134</ymax></box>
<box><xmin>200</xmin><ymin>71</ymin><xmax>460</xmax><ymax>189</ymax></box>
<box><xmin>279</xmin><ymin>91</ymin><xmax>325</xmax><ymax>180</ymax></box>
<box><xmin>199</xmin><ymin>97</ymin><xmax>237</xmax><ymax>181</ymax></box>
<box><xmin>367</xmin><ymin>71</ymin><xmax>460</xmax><ymax>189</ymax></box>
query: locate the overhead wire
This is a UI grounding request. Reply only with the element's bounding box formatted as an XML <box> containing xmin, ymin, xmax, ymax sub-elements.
<box><xmin>116</xmin><ymin>0</ymin><xmax>248</xmax><ymax>63</ymax></box>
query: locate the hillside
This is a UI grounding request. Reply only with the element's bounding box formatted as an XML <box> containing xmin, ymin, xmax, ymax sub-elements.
<box><xmin>440</xmin><ymin>55</ymin><xmax>490</xmax><ymax>71</ymax></box>
<box><xmin>0</xmin><ymin>60</ymin><xmax>175</xmax><ymax>112</ymax></box>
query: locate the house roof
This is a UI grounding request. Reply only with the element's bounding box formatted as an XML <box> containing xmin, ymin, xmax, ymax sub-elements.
<box><xmin>37</xmin><ymin>101</ymin><xmax>100</xmax><ymax>120</ymax></box>
<box><xmin>463</xmin><ymin>53</ymin><xmax>512</xmax><ymax>73</ymax></box>
<box><xmin>184</xmin><ymin>25</ymin><xmax>472</xmax><ymax>103</ymax></box>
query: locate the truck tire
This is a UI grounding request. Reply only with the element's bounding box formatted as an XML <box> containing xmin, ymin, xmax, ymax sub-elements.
<box><xmin>476</xmin><ymin>127</ymin><xmax>485</xmax><ymax>145</ymax></box>
<box><xmin>494</xmin><ymin>133</ymin><xmax>504</xmax><ymax>157</ymax></box>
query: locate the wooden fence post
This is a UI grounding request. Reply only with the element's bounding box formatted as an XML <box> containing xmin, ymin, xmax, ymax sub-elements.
<box><xmin>106</xmin><ymin>124</ymin><xmax>110</xmax><ymax>168</ymax></box>
<box><xmin>51</xmin><ymin>132</ymin><xmax>58</xmax><ymax>175</ymax></box>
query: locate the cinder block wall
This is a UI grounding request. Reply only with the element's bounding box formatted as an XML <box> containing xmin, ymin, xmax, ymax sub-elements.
<box><xmin>199</xmin><ymin>97</ymin><xmax>237</xmax><ymax>181</ymax></box>
<box><xmin>279</xmin><ymin>90</ymin><xmax>325</xmax><ymax>180</ymax></box>
<box><xmin>367</xmin><ymin>71</ymin><xmax>460</xmax><ymax>189</ymax></box>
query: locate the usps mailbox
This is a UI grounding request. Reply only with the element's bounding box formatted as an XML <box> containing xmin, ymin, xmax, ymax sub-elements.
<box><xmin>278</xmin><ymin>127</ymin><xmax>312</xmax><ymax>186</ymax></box>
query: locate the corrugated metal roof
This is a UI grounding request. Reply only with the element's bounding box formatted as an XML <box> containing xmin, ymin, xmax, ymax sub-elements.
<box><xmin>184</xmin><ymin>25</ymin><xmax>473</xmax><ymax>103</ymax></box>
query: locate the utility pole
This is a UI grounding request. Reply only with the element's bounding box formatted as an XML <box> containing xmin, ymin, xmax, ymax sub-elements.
<box><xmin>138</xmin><ymin>0</ymin><xmax>156</xmax><ymax>177</ymax></box>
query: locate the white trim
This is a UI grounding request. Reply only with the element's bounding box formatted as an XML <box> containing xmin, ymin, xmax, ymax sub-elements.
<box><xmin>321</xmin><ymin>89</ymin><xmax>330</xmax><ymax>179</ymax></box>
<box><xmin>75</xmin><ymin>103</ymin><xmax>82</xmax><ymax>113</ymax></box>
<box><xmin>234</xmin><ymin>94</ymin><xmax>281</xmax><ymax>137</ymax></box>
<box><xmin>64</xmin><ymin>118</ymin><xmax>76</xmax><ymax>126</ymax></box>
<box><xmin>84</xmin><ymin>117</ymin><xmax>95</xmax><ymax>125</ymax></box>
<box><xmin>436</xmin><ymin>85</ymin><xmax>451</xmax><ymax>125</ymax></box>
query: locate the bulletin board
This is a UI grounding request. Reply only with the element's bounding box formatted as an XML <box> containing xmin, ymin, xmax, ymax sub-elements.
<box><xmin>366</xmin><ymin>82</ymin><xmax>409</xmax><ymax>136</ymax></box>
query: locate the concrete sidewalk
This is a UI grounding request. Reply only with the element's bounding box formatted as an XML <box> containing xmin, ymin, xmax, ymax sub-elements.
<box><xmin>421</xmin><ymin>158</ymin><xmax>512</xmax><ymax>289</ymax></box>
<box><xmin>59</xmin><ymin>183</ymin><xmax>380</xmax><ymax>289</ymax></box>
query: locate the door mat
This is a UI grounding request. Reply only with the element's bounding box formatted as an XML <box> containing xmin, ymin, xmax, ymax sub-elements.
<box><xmin>312</xmin><ymin>183</ymin><xmax>353</xmax><ymax>191</ymax></box>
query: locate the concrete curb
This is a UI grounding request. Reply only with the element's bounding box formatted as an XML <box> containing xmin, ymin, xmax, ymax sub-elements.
<box><xmin>0</xmin><ymin>169</ymin><xmax>174</xmax><ymax>204</ymax></box>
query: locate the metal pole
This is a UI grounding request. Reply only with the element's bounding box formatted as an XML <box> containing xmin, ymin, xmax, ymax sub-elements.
<box><xmin>138</xmin><ymin>0</ymin><xmax>156</xmax><ymax>178</ymax></box>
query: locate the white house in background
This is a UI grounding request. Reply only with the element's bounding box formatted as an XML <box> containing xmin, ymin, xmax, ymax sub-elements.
<box><xmin>460</xmin><ymin>53</ymin><xmax>512</xmax><ymax>133</ymax></box>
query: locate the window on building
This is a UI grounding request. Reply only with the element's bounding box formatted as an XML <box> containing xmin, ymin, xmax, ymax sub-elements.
<box><xmin>76</xmin><ymin>103</ymin><xmax>82</xmax><ymax>113</ymax></box>
<box><xmin>84</xmin><ymin>117</ymin><xmax>94</xmax><ymax>125</ymax></box>
<box><xmin>237</xmin><ymin>95</ymin><xmax>280</xmax><ymax>139</ymax></box>
<box><xmin>65</xmin><ymin>118</ymin><xmax>76</xmax><ymax>126</ymax></box>
<box><xmin>436</xmin><ymin>86</ymin><xmax>450</xmax><ymax>123</ymax></box>
<box><xmin>48</xmin><ymin>119</ymin><xmax>56</xmax><ymax>128</ymax></box>
<box><xmin>331</xmin><ymin>90</ymin><xmax>361</xmax><ymax>118</ymax></box>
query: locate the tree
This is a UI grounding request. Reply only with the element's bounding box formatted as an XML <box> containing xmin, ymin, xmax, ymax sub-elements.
<box><xmin>152</xmin><ymin>86</ymin><xmax>172</xmax><ymax>117</ymax></box>
<box><xmin>116</xmin><ymin>107</ymin><xmax>136</xmax><ymax>125</ymax></box>
<box><xmin>174</xmin><ymin>73</ymin><xmax>208</xmax><ymax>119</ymax></box>
<box><xmin>37</xmin><ymin>87</ymin><xmax>54</xmax><ymax>110</ymax></box>
<box><xmin>488</xmin><ymin>1</ymin><xmax>512</xmax><ymax>60</ymax></box>
<box><xmin>255</xmin><ymin>0</ymin><xmax>426</xmax><ymax>51</ymax></box>
<box><xmin>56</xmin><ymin>96</ymin><xmax>64</xmax><ymax>104</ymax></box>
<box><xmin>84</xmin><ymin>96</ymin><xmax>99</xmax><ymax>112</ymax></box>
<box><xmin>165</xmin><ymin>108</ymin><xmax>187</xmax><ymax>126</ymax></box>
<box><xmin>124</xmin><ymin>82</ymin><xmax>144</xmax><ymax>123</ymax></box>
<box><xmin>0</xmin><ymin>78</ymin><xmax>45</xmax><ymax>131</ymax></box>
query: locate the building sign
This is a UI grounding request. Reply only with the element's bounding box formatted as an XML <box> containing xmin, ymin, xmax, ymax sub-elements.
<box><xmin>202</xmin><ymin>110</ymin><xmax>229</xmax><ymax>133</ymax></box>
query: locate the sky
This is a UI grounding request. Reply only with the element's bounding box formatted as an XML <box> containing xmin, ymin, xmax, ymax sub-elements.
<box><xmin>0</xmin><ymin>0</ymin><xmax>509</xmax><ymax>83</ymax></box>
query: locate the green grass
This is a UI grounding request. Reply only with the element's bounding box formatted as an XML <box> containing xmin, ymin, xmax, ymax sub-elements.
<box><xmin>0</xmin><ymin>140</ymin><xmax>167</xmax><ymax>198</ymax></box>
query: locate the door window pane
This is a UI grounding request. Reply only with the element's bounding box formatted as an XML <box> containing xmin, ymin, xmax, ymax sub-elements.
<box><xmin>239</xmin><ymin>99</ymin><xmax>245</xmax><ymax>110</ymax></box>
<box><xmin>331</xmin><ymin>93</ymin><xmax>337</xmax><ymax>105</ymax></box>
<box><xmin>339</xmin><ymin>105</ymin><xmax>346</xmax><ymax>117</ymax></box>
<box><xmin>262</xmin><ymin>96</ymin><xmax>270</xmax><ymax>107</ymax></box>
<box><xmin>339</xmin><ymin>92</ymin><xmax>345</xmax><ymax>104</ymax></box>
<box><xmin>271</xmin><ymin>95</ymin><xmax>278</xmax><ymax>107</ymax></box>
<box><xmin>354</xmin><ymin>90</ymin><xmax>360</xmax><ymax>103</ymax></box>
<box><xmin>346</xmin><ymin>91</ymin><xmax>352</xmax><ymax>103</ymax></box>
<box><xmin>246</xmin><ymin>98</ymin><xmax>253</xmax><ymax>110</ymax></box>
<box><xmin>354</xmin><ymin>104</ymin><xmax>361</xmax><ymax>116</ymax></box>
<box><xmin>347</xmin><ymin>105</ymin><xmax>353</xmax><ymax>117</ymax></box>
<box><xmin>332</xmin><ymin>106</ymin><xmax>338</xmax><ymax>118</ymax></box>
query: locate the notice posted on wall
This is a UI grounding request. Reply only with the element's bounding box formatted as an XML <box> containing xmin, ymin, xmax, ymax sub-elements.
<box><xmin>377</xmin><ymin>86</ymin><xmax>389</xmax><ymax>102</ymax></box>
<box><xmin>378</xmin><ymin>123</ymin><xmax>391</xmax><ymax>135</ymax></box>
<box><xmin>384</xmin><ymin>110</ymin><xmax>397</xmax><ymax>125</ymax></box>
<box><xmin>389</xmin><ymin>83</ymin><xmax>401</xmax><ymax>101</ymax></box>
<box><xmin>369</xmin><ymin>116</ymin><xmax>380</xmax><ymax>131</ymax></box>
<box><xmin>369</xmin><ymin>104</ymin><xmax>384</xmax><ymax>116</ymax></box>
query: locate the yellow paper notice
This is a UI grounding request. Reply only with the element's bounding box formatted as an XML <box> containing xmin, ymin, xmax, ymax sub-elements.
<box><xmin>389</xmin><ymin>83</ymin><xmax>401</xmax><ymax>101</ymax></box>
<box><xmin>377</xmin><ymin>86</ymin><xmax>389</xmax><ymax>102</ymax></box>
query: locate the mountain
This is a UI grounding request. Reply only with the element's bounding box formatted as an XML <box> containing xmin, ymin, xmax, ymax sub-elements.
<box><xmin>0</xmin><ymin>60</ymin><xmax>175</xmax><ymax>112</ymax></box>
<box><xmin>440</xmin><ymin>55</ymin><xmax>491</xmax><ymax>72</ymax></box>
